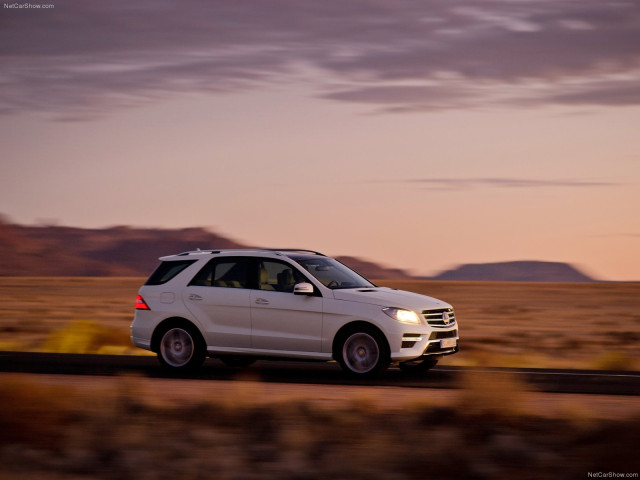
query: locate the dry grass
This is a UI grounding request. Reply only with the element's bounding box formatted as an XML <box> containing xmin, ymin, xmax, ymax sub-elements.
<box><xmin>0</xmin><ymin>376</ymin><xmax>74</xmax><ymax>448</ymax></box>
<box><xmin>0</xmin><ymin>277</ymin><xmax>143</xmax><ymax>354</ymax></box>
<box><xmin>381</xmin><ymin>280</ymin><xmax>640</xmax><ymax>370</ymax></box>
<box><xmin>456</xmin><ymin>370</ymin><xmax>533</xmax><ymax>417</ymax></box>
<box><xmin>0</xmin><ymin>374</ymin><xmax>638</xmax><ymax>480</ymax></box>
<box><xmin>1</xmin><ymin>278</ymin><xmax>638</xmax><ymax>478</ymax></box>
<box><xmin>42</xmin><ymin>319</ymin><xmax>131</xmax><ymax>355</ymax></box>
<box><xmin>0</xmin><ymin>277</ymin><xmax>639</xmax><ymax>369</ymax></box>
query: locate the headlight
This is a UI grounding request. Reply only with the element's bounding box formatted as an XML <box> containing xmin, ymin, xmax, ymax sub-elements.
<box><xmin>382</xmin><ymin>307</ymin><xmax>421</xmax><ymax>325</ymax></box>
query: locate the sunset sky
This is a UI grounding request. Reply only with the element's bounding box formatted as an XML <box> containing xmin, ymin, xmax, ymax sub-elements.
<box><xmin>1</xmin><ymin>1</ymin><xmax>639</xmax><ymax>280</ymax></box>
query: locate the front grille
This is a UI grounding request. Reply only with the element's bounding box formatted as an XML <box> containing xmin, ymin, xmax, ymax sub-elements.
<box><xmin>422</xmin><ymin>308</ymin><xmax>456</xmax><ymax>327</ymax></box>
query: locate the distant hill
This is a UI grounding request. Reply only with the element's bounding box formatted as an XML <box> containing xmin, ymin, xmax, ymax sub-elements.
<box><xmin>0</xmin><ymin>218</ymin><xmax>409</xmax><ymax>278</ymax></box>
<box><xmin>0</xmin><ymin>218</ymin><xmax>597</xmax><ymax>281</ymax></box>
<box><xmin>0</xmin><ymin>220</ymin><xmax>245</xmax><ymax>276</ymax></box>
<box><xmin>430</xmin><ymin>261</ymin><xmax>595</xmax><ymax>282</ymax></box>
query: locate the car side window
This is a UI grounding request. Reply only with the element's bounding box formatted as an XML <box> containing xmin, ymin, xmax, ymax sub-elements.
<box><xmin>189</xmin><ymin>257</ymin><xmax>250</xmax><ymax>288</ymax></box>
<box><xmin>257</xmin><ymin>259</ymin><xmax>308</xmax><ymax>293</ymax></box>
<box><xmin>145</xmin><ymin>260</ymin><xmax>196</xmax><ymax>285</ymax></box>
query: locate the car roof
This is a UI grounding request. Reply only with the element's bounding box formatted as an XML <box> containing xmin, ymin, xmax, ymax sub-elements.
<box><xmin>159</xmin><ymin>248</ymin><xmax>326</xmax><ymax>261</ymax></box>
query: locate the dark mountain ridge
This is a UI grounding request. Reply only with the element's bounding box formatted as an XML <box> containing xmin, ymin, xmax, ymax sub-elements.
<box><xmin>0</xmin><ymin>218</ymin><xmax>596</xmax><ymax>281</ymax></box>
<box><xmin>0</xmin><ymin>221</ymin><xmax>245</xmax><ymax>276</ymax></box>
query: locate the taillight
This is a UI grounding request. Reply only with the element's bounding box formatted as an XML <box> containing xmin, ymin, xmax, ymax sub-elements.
<box><xmin>135</xmin><ymin>295</ymin><xmax>150</xmax><ymax>310</ymax></box>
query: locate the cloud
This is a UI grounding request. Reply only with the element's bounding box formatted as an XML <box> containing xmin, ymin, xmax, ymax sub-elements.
<box><xmin>545</xmin><ymin>78</ymin><xmax>640</xmax><ymax>107</ymax></box>
<box><xmin>1</xmin><ymin>0</ymin><xmax>640</xmax><ymax>118</ymax></box>
<box><xmin>405</xmin><ymin>178</ymin><xmax>621</xmax><ymax>190</ymax></box>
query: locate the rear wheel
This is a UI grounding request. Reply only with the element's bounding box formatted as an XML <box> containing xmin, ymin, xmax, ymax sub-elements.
<box><xmin>337</xmin><ymin>328</ymin><xmax>389</xmax><ymax>376</ymax></box>
<box><xmin>158</xmin><ymin>325</ymin><xmax>206</xmax><ymax>371</ymax></box>
<box><xmin>398</xmin><ymin>358</ymin><xmax>438</xmax><ymax>373</ymax></box>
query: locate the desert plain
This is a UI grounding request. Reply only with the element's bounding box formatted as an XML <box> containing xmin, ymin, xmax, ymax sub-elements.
<box><xmin>1</xmin><ymin>277</ymin><xmax>638</xmax><ymax>370</ymax></box>
<box><xmin>1</xmin><ymin>277</ymin><xmax>639</xmax><ymax>479</ymax></box>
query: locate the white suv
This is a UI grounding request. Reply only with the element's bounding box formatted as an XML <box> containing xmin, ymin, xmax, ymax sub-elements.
<box><xmin>130</xmin><ymin>249</ymin><xmax>459</xmax><ymax>376</ymax></box>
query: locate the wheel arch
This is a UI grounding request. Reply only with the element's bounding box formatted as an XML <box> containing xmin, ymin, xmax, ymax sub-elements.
<box><xmin>331</xmin><ymin>321</ymin><xmax>390</xmax><ymax>361</ymax></box>
<box><xmin>151</xmin><ymin>317</ymin><xmax>206</xmax><ymax>353</ymax></box>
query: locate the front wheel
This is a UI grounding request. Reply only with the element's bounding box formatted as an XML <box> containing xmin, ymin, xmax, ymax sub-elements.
<box><xmin>398</xmin><ymin>357</ymin><xmax>438</xmax><ymax>374</ymax></box>
<box><xmin>337</xmin><ymin>329</ymin><xmax>389</xmax><ymax>376</ymax></box>
<box><xmin>158</xmin><ymin>325</ymin><xmax>206</xmax><ymax>372</ymax></box>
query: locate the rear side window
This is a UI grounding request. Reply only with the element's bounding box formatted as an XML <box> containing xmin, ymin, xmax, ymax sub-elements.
<box><xmin>145</xmin><ymin>260</ymin><xmax>197</xmax><ymax>285</ymax></box>
<box><xmin>190</xmin><ymin>257</ymin><xmax>250</xmax><ymax>288</ymax></box>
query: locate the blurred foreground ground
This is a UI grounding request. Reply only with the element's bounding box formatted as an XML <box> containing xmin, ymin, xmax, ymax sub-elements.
<box><xmin>0</xmin><ymin>372</ymin><xmax>638</xmax><ymax>480</ymax></box>
<box><xmin>1</xmin><ymin>278</ymin><xmax>639</xmax><ymax>479</ymax></box>
<box><xmin>0</xmin><ymin>277</ymin><xmax>638</xmax><ymax>370</ymax></box>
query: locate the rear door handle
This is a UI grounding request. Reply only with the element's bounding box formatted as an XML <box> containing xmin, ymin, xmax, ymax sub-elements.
<box><xmin>255</xmin><ymin>298</ymin><xmax>269</xmax><ymax>305</ymax></box>
<box><xmin>188</xmin><ymin>294</ymin><xmax>203</xmax><ymax>301</ymax></box>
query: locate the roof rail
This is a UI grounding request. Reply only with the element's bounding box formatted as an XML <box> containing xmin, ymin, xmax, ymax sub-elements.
<box><xmin>175</xmin><ymin>249</ymin><xmax>221</xmax><ymax>256</ymax></box>
<box><xmin>172</xmin><ymin>248</ymin><xmax>326</xmax><ymax>257</ymax></box>
<box><xmin>260</xmin><ymin>248</ymin><xmax>326</xmax><ymax>256</ymax></box>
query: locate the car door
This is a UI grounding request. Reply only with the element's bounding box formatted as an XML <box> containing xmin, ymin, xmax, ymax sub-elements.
<box><xmin>182</xmin><ymin>256</ymin><xmax>252</xmax><ymax>348</ymax></box>
<box><xmin>250</xmin><ymin>258</ymin><xmax>323</xmax><ymax>352</ymax></box>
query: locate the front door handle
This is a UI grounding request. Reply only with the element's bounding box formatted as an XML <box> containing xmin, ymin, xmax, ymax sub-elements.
<box><xmin>255</xmin><ymin>298</ymin><xmax>269</xmax><ymax>305</ymax></box>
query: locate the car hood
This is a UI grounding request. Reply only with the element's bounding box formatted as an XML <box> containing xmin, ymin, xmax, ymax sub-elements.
<box><xmin>332</xmin><ymin>287</ymin><xmax>451</xmax><ymax>311</ymax></box>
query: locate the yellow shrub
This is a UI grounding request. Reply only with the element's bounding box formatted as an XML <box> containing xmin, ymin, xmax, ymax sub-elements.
<box><xmin>42</xmin><ymin>319</ymin><xmax>129</xmax><ymax>354</ymax></box>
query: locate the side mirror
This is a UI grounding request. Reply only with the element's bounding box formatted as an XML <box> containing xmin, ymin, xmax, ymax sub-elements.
<box><xmin>293</xmin><ymin>282</ymin><xmax>314</xmax><ymax>295</ymax></box>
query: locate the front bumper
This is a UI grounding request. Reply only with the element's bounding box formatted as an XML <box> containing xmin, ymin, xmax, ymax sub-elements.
<box><xmin>390</xmin><ymin>326</ymin><xmax>459</xmax><ymax>362</ymax></box>
<box><xmin>420</xmin><ymin>338</ymin><xmax>459</xmax><ymax>357</ymax></box>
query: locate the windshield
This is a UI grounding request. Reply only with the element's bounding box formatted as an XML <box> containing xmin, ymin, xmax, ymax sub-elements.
<box><xmin>294</xmin><ymin>257</ymin><xmax>375</xmax><ymax>289</ymax></box>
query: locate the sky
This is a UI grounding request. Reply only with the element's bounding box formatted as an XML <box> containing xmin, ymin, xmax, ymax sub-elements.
<box><xmin>1</xmin><ymin>0</ymin><xmax>639</xmax><ymax>280</ymax></box>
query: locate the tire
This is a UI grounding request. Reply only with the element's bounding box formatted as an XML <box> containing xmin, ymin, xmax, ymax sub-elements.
<box><xmin>157</xmin><ymin>324</ymin><xmax>206</xmax><ymax>372</ymax></box>
<box><xmin>398</xmin><ymin>358</ymin><xmax>438</xmax><ymax>374</ymax></box>
<box><xmin>220</xmin><ymin>356</ymin><xmax>256</xmax><ymax>368</ymax></box>
<box><xmin>337</xmin><ymin>328</ymin><xmax>389</xmax><ymax>376</ymax></box>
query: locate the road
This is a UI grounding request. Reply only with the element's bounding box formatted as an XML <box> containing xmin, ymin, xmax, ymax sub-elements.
<box><xmin>1</xmin><ymin>351</ymin><xmax>639</xmax><ymax>395</ymax></box>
